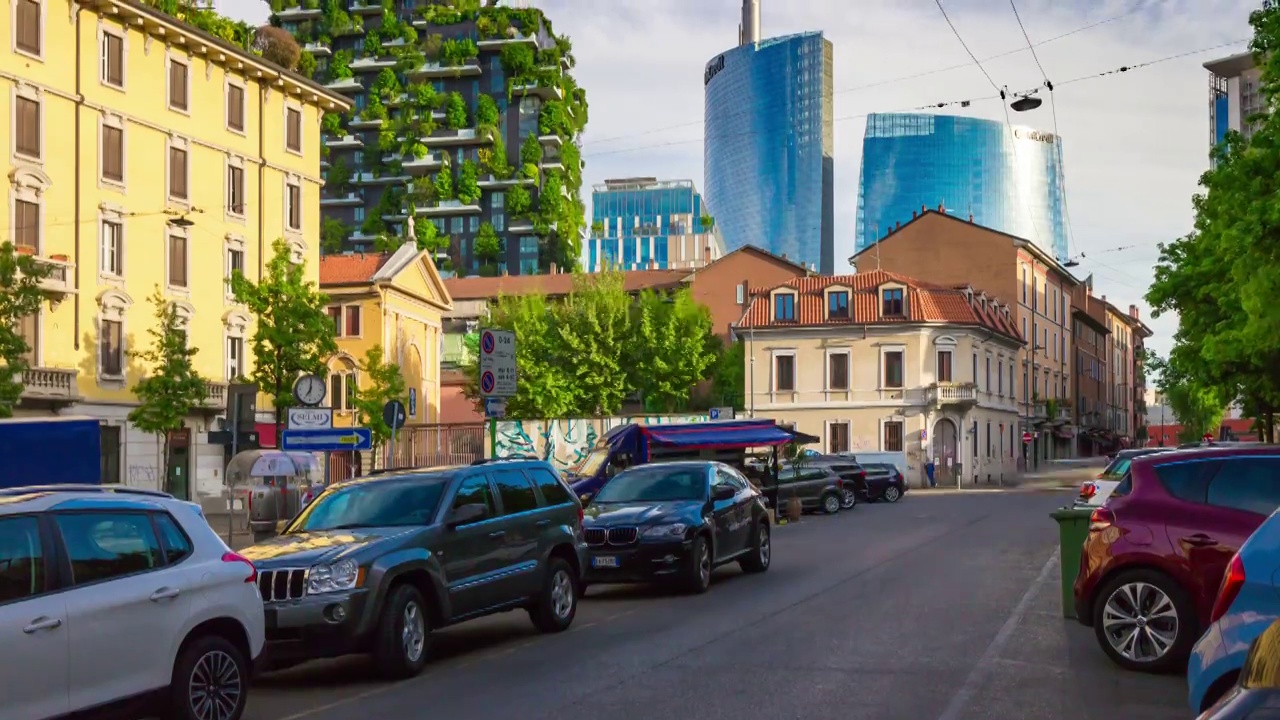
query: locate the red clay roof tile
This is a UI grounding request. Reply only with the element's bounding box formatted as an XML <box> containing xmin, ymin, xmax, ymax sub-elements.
<box><xmin>319</xmin><ymin>253</ymin><xmax>395</xmax><ymax>285</ymax></box>
<box><xmin>737</xmin><ymin>270</ymin><xmax>1023</xmax><ymax>343</ymax></box>
<box><xmin>443</xmin><ymin>269</ymin><xmax>689</xmax><ymax>300</ymax></box>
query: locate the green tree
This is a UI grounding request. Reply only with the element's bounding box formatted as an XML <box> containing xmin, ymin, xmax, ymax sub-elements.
<box><xmin>433</xmin><ymin>164</ymin><xmax>454</xmax><ymax>200</ymax></box>
<box><xmin>507</xmin><ymin>184</ymin><xmax>532</xmax><ymax>215</ymax></box>
<box><xmin>1146</xmin><ymin>4</ymin><xmax>1280</xmax><ymax>442</ymax></box>
<box><xmin>0</xmin><ymin>242</ymin><xmax>52</xmax><ymax>417</ymax></box>
<box><xmin>457</xmin><ymin>159</ymin><xmax>481</xmax><ymax>204</ymax></box>
<box><xmin>229</xmin><ymin>239</ymin><xmax>338</xmax><ymax>431</ymax></box>
<box><xmin>128</xmin><ymin>287</ymin><xmax>209</xmax><ymax>492</ymax></box>
<box><xmin>352</xmin><ymin>345</ymin><xmax>407</xmax><ymax>453</ymax></box>
<box><xmin>1164</xmin><ymin>378</ymin><xmax>1227</xmax><ymax>444</ymax></box>
<box><xmin>556</xmin><ymin>272</ymin><xmax>632</xmax><ymax>415</ymax></box>
<box><xmin>321</xmin><ymin>217</ymin><xmax>348</xmax><ymax>254</ymax></box>
<box><xmin>475</xmin><ymin>93</ymin><xmax>500</xmax><ymax>128</ymax></box>
<box><xmin>708</xmin><ymin>338</ymin><xmax>745</xmax><ymax>410</ymax></box>
<box><xmin>464</xmin><ymin>293</ymin><xmax>577</xmax><ymax>418</ymax></box>
<box><xmin>520</xmin><ymin>132</ymin><xmax>542</xmax><ymax>166</ymax></box>
<box><xmin>475</xmin><ymin>222</ymin><xmax>501</xmax><ymax>262</ymax></box>
<box><xmin>627</xmin><ymin>288</ymin><xmax>718</xmax><ymax>412</ymax></box>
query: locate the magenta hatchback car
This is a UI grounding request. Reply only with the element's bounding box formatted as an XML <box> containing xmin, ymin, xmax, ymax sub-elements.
<box><xmin>1073</xmin><ymin>445</ymin><xmax>1280</xmax><ymax>673</ymax></box>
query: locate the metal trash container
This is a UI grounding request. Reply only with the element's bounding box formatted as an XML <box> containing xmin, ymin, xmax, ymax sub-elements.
<box><xmin>1049</xmin><ymin>506</ymin><xmax>1093</xmax><ymax>619</ymax></box>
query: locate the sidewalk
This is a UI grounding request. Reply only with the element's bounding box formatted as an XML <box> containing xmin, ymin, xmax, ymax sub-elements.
<box><xmin>915</xmin><ymin>460</ymin><xmax>1101</xmax><ymax>494</ymax></box>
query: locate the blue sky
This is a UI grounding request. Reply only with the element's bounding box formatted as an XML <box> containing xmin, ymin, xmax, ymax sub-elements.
<box><xmin>219</xmin><ymin>0</ymin><xmax>1263</xmax><ymax>362</ymax></box>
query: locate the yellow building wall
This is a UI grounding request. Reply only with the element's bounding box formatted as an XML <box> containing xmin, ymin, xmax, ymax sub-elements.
<box><xmin>0</xmin><ymin>0</ymin><xmax>347</xmax><ymax>496</ymax></box>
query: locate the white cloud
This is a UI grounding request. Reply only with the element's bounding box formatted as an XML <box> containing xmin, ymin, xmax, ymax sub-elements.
<box><xmin>215</xmin><ymin>0</ymin><xmax>1262</xmax><ymax>360</ymax></box>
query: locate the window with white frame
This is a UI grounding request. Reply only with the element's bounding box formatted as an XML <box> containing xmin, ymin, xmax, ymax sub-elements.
<box><xmin>227</xmin><ymin>158</ymin><xmax>245</xmax><ymax>217</ymax></box>
<box><xmin>827</xmin><ymin>350</ymin><xmax>849</xmax><ymax>391</ymax></box>
<box><xmin>285</xmin><ymin>105</ymin><xmax>303</xmax><ymax>154</ymax></box>
<box><xmin>97</xmin><ymin>290</ymin><xmax>131</xmax><ymax>380</ymax></box>
<box><xmin>10</xmin><ymin>167</ymin><xmax>45</xmax><ymax>254</ymax></box>
<box><xmin>936</xmin><ymin>349</ymin><xmax>952</xmax><ymax>382</ymax></box>
<box><xmin>14</xmin><ymin>86</ymin><xmax>41</xmax><ymax>162</ymax></box>
<box><xmin>14</xmin><ymin>0</ymin><xmax>43</xmax><ymax>58</ymax></box>
<box><xmin>827</xmin><ymin>421</ymin><xmax>851</xmax><ymax>454</ymax></box>
<box><xmin>882</xmin><ymin>349</ymin><xmax>904</xmax><ymax>389</ymax></box>
<box><xmin>286</xmin><ymin>180</ymin><xmax>302</xmax><ymax>231</ymax></box>
<box><xmin>167</xmin><ymin>54</ymin><xmax>189</xmax><ymax>113</ymax></box>
<box><xmin>882</xmin><ymin>420</ymin><xmax>904</xmax><ymax>452</ymax></box>
<box><xmin>226</xmin><ymin>80</ymin><xmax>246</xmax><ymax>133</ymax></box>
<box><xmin>168</xmin><ymin>138</ymin><xmax>189</xmax><ymax>202</ymax></box>
<box><xmin>167</xmin><ymin>230</ymin><xmax>189</xmax><ymax>290</ymax></box>
<box><xmin>99</xmin><ymin>115</ymin><xmax>125</xmax><ymax>186</ymax></box>
<box><xmin>99</xmin><ymin>24</ymin><xmax>125</xmax><ymax>89</ymax></box>
<box><xmin>773</xmin><ymin>352</ymin><xmax>795</xmax><ymax>393</ymax></box>
<box><xmin>100</xmin><ymin>215</ymin><xmax>123</xmax><ymax>277</ymax></box>
<box><xmin>224</xmin><ymin>311</ymin><xmax>250</xmax><ymax>381</ymax></box>
<box><xmin>225</xmin><ymin>235</ymin><xmax>245</xmax><ymax>297</ymax></box>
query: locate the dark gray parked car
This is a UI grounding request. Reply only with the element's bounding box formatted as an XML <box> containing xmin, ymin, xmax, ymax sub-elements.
<box><xmin>771</xmin><ymin>464</ymin><xmax>850</xmax><ymax>514</ymax></box>
<box><xmin>240</xmin><ymin>459</ymin><xmax>585</xmax><ymax>679</ymax></box>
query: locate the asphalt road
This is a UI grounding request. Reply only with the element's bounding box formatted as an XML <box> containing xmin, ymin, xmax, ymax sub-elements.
<box><xmin>244</xmin><ymin>488</ymin><xmax>1189</xmax><ymax>720</ymax></box>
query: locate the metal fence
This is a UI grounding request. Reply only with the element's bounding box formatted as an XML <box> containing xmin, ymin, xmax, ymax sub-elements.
<box><xmin>326</xmin><ymin>423</ymin><xmax>489</xmax><ymax>479</ymax></box>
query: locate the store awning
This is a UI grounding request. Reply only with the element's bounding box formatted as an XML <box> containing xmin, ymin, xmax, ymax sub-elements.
<box><xmin>641</xmin><ymin>421</ymin><xmax>797</xmax><ymax>450</ymax></box>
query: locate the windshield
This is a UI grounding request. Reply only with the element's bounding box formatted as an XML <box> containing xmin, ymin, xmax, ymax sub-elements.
<box><xmin>1102</xmin><ymin>459</ymin><xmax>1132</xmax><ymax>479</ymax></box>
<box><xmin>593</xmin><ymin>465</ymin><xmax>706</xmax><ymax>503</ymax></box>
<box><xmin>286</xmin><ymin>478</ymin><xmax>447</xmax><ymax>532</ymax></box>
<box><xmin>570</xmin><ymin>448</ymin><xmax>609</xmax><ymax>476</ymax></box>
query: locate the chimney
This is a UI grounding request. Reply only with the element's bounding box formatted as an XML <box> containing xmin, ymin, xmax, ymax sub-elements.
<box><xmin>780</xmin><ymin>253</ymin><xmax>788</xmax><ymax>260</ymax></box>
<box><xmin>911</xmin><ymin>210</ymin><xmax>917</xmax><ymax>219</ymax></box>
<box><xmin>968</xmin><ymin>213</ymin><xmax>974</xmax><ymax>222</ymax></box>
<box><xmin>1129</xmin><ymin>304</ymin><xmax>1139</xmax><ymax>319</ymax></box>
<box><xmin>895</xmin><ymin>221</ymin><xmax>901</xmax><ymax>231</ymax></box>
<box><xmin>921</xmin><ymin>203</ymin><xmax>926</xmax><ymax>215</ymax></box>
<box><xmin>704</xmin><ymin>244</ymin><xmax>711</xmax><ymax>257</ymax></box>
<box><xmin>938</xmin><ymin>202</ymin><xmax>945</xmax><ymax>212</ymax></box>
<box><xmin>739</xmin><ymin>0</ymin><xmax>760</xmax><ymax>46</ymax></box>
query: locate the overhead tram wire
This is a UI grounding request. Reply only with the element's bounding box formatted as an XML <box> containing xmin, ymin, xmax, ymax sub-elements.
<box><xmin>582</xmin><ymin>2</ymin><xmax>1157</xmax><ymax>148</ymax></box>
<box><xmin>582</xmin><ymin>38</ymin><xmax>1249</xmax><ymax>159</ymax></box>
<box><xmin>1008</xmin><ymin>0</ymin><xmax>1078</xmax><ymax>263</ymax></box>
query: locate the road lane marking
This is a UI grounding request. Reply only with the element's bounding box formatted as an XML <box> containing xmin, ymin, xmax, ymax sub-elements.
<box><xmin>934</xmin><ymin>547</ymin><xmax>1059</xmax><ymax>720</ymax></box>
<box><xmin>276</xmin><ymin>686</ymin><xmax>395</xmax><ymax>720</ymax></box>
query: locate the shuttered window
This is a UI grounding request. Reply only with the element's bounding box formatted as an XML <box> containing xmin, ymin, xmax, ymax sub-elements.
<box><xmin>101</xmin><ymin>32</ymin><xmax>123</xmax><ymax>87</ymax></box>
<box><xmin>15</xmin><ymin>97</ymin><xmax>39</xmax><ymax>159</ymax></box>
<box><xmin>286</xmin><ymin>108</ymin><xmax>302</xmax><ymax>152</ymax></box>
<box><xmin>168</xmin><ymin>147</ymin><xmax>187</xmax><ymax>200</ymax></box>
<box><xmin>286</xmin><ymin>183</ymin><xmax>301</xmax><ymax>230</ymax></box>
<box><xmin>16</xmin><ymin>0</ymin><xmax>41</xmax><ymax>55</ymax></box>
<box><xmin>227</xmin><ymin>165</ymin><xmax>244</xmax><ymax>215</ymax></box>
<box><xmin>168</xmin><ymin>59</ymin><xmax>188</xmax><ymax>111</ymax></box>
<box><xmin>100</xmin><ymin>320</ymin><xmax>123</xmax><ymax>377</ymax></box>
<box><xmin>168</xmin><ymin>235</ymin><xmax>188</xmax><ymax>288</ymax></box>
<box><xmin>14</xmin><ymin>200</ymin><xmax>39</xmax><ymax>252</ymax></box>
<box><xmin>227</xmin><ymin>84</ymin><xmax>245</xmax><ymax>131</ymax></box>
<box><xmin>101</xmin><ymin>125</ymin><xmax>123</xmax><ymax>182</ymax></box>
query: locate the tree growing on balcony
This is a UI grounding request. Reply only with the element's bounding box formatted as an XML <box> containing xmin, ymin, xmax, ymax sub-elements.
<box><xmin>0</xmin><ymin>241</ymin><xmax>52</xmax><ymax>418</ymax></box>
<box><xmin>229</xmin><ymin>239</ymin><xmax>338</xmax><ymax>433</ymax></box>
<box><xmin>128</xmin><ymin>287</ymin><xmax>209</xmax><ymax>494</ymax></box>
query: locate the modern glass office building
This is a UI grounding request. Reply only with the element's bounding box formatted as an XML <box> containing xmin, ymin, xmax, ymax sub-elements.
<box><xmin>586</xmin><ymin>178</ymin><xmax>725</xmax><ymax>272</ymax></box>
<box><xmin>703</xmin><ymin>31</ymin><xmax>835</xmax><ymax>274</ymax></box>
<box><xmin>853</xmin><ymin>113</ymin><xmax>1069</xmax><ymax>262</ymax></box>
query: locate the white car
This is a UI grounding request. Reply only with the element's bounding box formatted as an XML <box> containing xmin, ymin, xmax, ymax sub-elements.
<box><xmin>0</xmin><ymin>485</ymin><xmax>264</xmax><ymax>720</ymax></box>
<box><xmin>1074</xmin><ymin>448</ymin><xmax>1174</xmax><ymax>507</ymax></box>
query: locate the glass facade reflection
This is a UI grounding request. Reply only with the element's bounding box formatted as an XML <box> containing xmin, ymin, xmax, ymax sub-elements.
<box><xmin>854</xmin><ymin>113</ymin><xmax>1069</xmax><ymax>262</ymax></box>
<box><xmin>586</xmin><ymin>178</ymin><xmax>725</xmax><ymax>271</ymax></box>
<box><xmin>703</xmin><ymin>31</ymin><xmax>834</xmax><ymax>274</ymax></box>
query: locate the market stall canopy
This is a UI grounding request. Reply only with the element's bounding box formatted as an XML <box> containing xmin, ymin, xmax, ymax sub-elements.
<box><xmin>225</xmin><ymin>450</ymin><xmax>321</xmax><ymax>486</ymax></box>
<box><xmin>640</xmin><ymin>420</ymin><xmax>800</xmax><ymax>450</ymax></box>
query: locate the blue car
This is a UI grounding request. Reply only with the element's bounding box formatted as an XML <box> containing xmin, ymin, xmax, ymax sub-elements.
<box><xmin>1188</xmin><ymin>507</ymin><xmax>1280</xmax><ymax>714</ymax></box>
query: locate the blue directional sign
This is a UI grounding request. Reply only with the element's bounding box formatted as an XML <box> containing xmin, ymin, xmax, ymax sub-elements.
<box><xmin>281</xmin><ymin>427</ymin><xmax>373</xmax><ymax>452</ymax></box>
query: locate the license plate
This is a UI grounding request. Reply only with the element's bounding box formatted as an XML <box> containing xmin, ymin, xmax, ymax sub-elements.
<box><xmin>592</xmin><ymin>556</ymin><xmax>618</xmax><ymax>568</ymax></box>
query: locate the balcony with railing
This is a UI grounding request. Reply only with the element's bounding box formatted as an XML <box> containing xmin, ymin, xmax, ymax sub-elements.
<box><xmin>407</xmin><ymin>60</ymin><xmax>482</xmax><ymax>78</ymax></box>
<box><xmin>21</xmin><ymin>367</ymin><xmax>78</xmax><ymax>403</ymax></box>
<box><xmin>202</xmin><ymin>381</ymin><xmax>229</xmax><ymax>410</ymax></box>
<box><xmin>925</xmin><ymin>382</ymin><xmax>978</xmax><ymax>407</ymax></box>
<box><xmin>422</xmin><ymin>128</ymin><xmax>484</xmax><ymax>146</ymax></box>
<box><xmin>477</xmin><ymin>31</ymin><xmax>538</xmax><ymax>49</ymax></box>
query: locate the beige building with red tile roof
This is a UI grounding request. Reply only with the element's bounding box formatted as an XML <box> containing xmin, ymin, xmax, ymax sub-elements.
<box><xmin>735</xmin><ymin>270</ymin><xmax>1024</xmax><ymax>487</ymax></box>
<box><xmin>318</xmin><ymin>245</ymin><xmax>453</xmax><ymax>472</ymax></box>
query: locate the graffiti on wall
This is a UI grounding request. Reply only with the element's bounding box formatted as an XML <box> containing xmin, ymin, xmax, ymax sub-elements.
<box><xmin>494</xmin><ymin>414</ymin><xmax>710</xmax><ymax>470</ymax></box>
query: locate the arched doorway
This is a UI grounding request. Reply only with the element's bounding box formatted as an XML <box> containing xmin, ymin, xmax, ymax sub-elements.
<box><xmin>932</xmin><ymin>418</ymin><xmax>959</xmax><ymax>483</ymax></box>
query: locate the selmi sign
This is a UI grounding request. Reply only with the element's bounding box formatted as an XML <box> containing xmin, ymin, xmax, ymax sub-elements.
<box><xmin>705</xmin><ymin>55</ymin><xmax>726</xmax><ymax>85</ymax></box>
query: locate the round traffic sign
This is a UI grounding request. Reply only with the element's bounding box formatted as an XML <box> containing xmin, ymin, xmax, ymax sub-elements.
<box><xmin>481</xmin><ymin>331</ymin><xmax>495</xmax><ymax>354</ymax></box>
<box><xmin>382</xmin><ymin>400</ymin><xmax>407</xmax><ymax>430</ymax></box>
<box><xmin>1022</xmin><ymin>431</ymin><xmax>1033</xmax><ymax>444</ymax></box>
<box><xmin>480</xmin><ymin>371</ymin><xmax>495</xmax><ymax>394</ymax></box>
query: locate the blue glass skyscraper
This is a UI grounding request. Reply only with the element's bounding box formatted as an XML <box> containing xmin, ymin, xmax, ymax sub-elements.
<box><xmin>703</xmin><ymin>28</ymin><xmax>835</xmax><ymax>274</ymax></box>
<box><xmin>854</xmin><ymin>113</ymin><xmax>1069</xmax><ymax>262</ymax></box>
<box><xmin>586</xmin><ymin>178</ymin><xmax>725</xmax><ymax>272</ymax></box>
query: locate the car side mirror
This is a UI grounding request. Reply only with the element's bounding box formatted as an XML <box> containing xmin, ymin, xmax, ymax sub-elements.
<box><xmin>447</xmin><ymin>503</ymin><xmax>488</xmax><ymax>529</ymax></box>
<box><xmin>712</xmin><ymin>485</ymin><xmax>736</xmax><ymax>501</ymax></box>
<box><xmin>579</xmin><ymin>493</ymin><xmax>593</xmax><ymax>504</ymax></box>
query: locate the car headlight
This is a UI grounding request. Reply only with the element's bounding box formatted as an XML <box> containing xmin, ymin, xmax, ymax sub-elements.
<box><xmin>307</xmin><ymin>559</ymin><xmax>361</xmax><ymax>595</ymax></box>
<box><xmin>641</xmin><ymin>523</ymin><xmax>687</xmax><ymax>540</ymax></box>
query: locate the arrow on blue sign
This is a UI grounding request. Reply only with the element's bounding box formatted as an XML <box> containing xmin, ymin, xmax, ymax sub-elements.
<box><xmin>281</xmin><ymin>427</ymin><xmax>373</xmax><ymax>452</ymax></box>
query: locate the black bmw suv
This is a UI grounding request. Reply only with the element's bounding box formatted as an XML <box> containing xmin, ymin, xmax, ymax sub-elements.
<box><xmin>581</xmin><ymin>461</ymin><xmax>771</xmax><ymax>594</ymax></box>
<box><xmin>240</xmin><ymin>459</ymin><xmax>585</xmax><ymax>679</ymax></box>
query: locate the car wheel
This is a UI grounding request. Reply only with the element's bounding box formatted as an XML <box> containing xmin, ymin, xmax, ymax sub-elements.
<box><xmin>372</xmin><ymin>584</ymin><xmax>431</xmax><ymax>679</ymax></box>
<box><xmin>739</xmin><ymin>522</ymin><xmax>771</xmax><ymax>574</ymax></box>
<box><xmin>1092</xmin><ymin>569</ymin><xmax>1196</xmax><ymax>673</ymax></box>
<box><xmin>883</xmin><ymin>485</ymin><xmax>902</xmax><ymax>503</ymax></box>
<box><xmin>168</xmin><ymin>634</ymin><xmax>249</xmax><ymax>720</ymax></box>
<box><xmin>821</xmin><ymin>492</ymin><xmax>841</xmax><ymax>514</ymax></box>
<box><xmin>529</xmin><ymin>557</ymin><xmax>578</xmax><ymax>633</ymax></box>
<box><xmin>682</xmin><ymin>534</ymin><xmax>712</xmax><ymax>594</ymax></box>
<box><xmin>840</xmin><ymin>487</ymin><xmax>858</xmax><ymax>510</ymax></box>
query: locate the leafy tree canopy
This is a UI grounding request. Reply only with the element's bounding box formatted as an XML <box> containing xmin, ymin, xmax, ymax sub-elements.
<box><xmin>353</xmin><ymin>345</ymin><xmax>407</xmax><ymax>449</ymax></box>
<box><xmin>0</xmin><ymin>242</ymin><xmax>51</xmax><ymax>418</ymax></box>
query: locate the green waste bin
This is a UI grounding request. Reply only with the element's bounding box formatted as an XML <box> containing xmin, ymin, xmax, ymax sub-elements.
<box><xmin>1050</xmin><ymin>506</ymin><xmax>1093</xmax><ymax>619</ymax></box>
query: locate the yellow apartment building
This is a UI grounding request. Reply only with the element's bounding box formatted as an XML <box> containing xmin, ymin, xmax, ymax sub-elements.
<box><xmin>1</xmin><ymin>0</ymin><xmax>350</xmax><ymax>497</ymax></box>
<box><xmin>736</xmin><ymin>271</ymin><xmax>1025</xmax><ymax>487</ymax></box>
<box><xmin>318</xmin><ymin>244</ymin><xmax>453</xmax><ymax>472</ymax></box>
